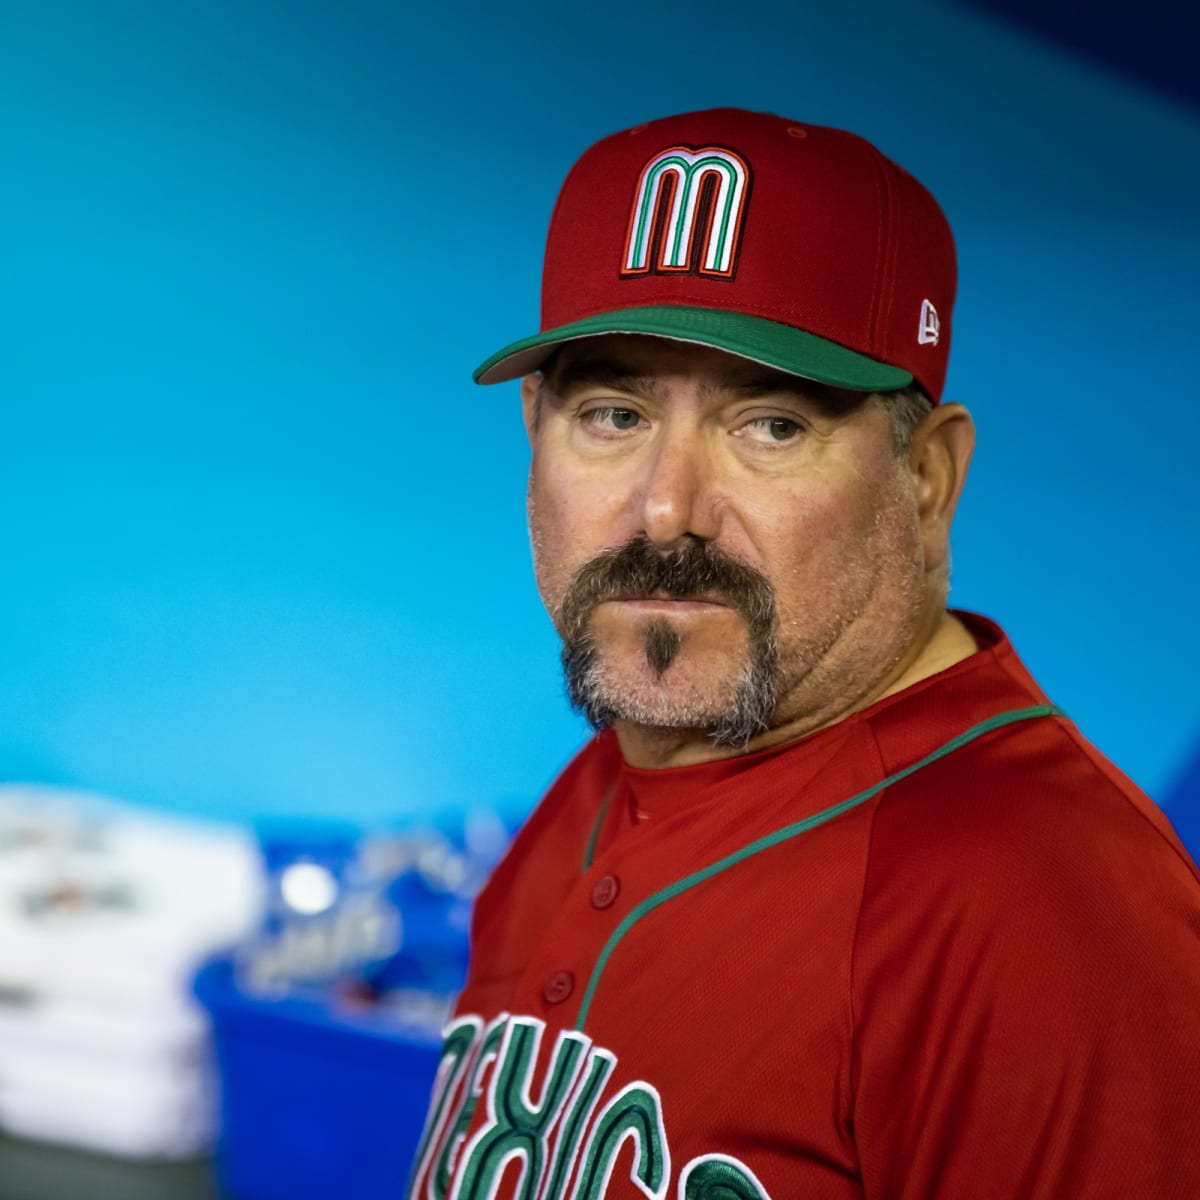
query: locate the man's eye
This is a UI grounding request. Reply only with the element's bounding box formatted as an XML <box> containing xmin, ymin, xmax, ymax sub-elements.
<box><xmin>583</xmin><ymin>407</ymin><xmax>642</xmax><ymax>432</ymax></box>
<box><xmin>742</xmin><ymin>416</ymin><xmax>803</xmax><ymax>444</ymax></box>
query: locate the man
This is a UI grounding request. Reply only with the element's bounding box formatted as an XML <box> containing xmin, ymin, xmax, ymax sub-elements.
<box><xmin>406</xmin><ymin>109</ymin><xmax>1200</xmax><ymax>1199</ymax></box>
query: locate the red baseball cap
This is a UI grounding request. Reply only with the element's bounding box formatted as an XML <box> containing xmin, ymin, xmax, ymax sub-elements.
<box><xmin>474</xmin><ymin>108</ymin><xmax>956</xmax><ymax>403</ymax></box>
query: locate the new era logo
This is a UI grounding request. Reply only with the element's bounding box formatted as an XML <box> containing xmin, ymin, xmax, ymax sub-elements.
<box><xmin>918</xmin><ymin>299</ymin><xmax>940</xmax><ymax>346</ymax></box>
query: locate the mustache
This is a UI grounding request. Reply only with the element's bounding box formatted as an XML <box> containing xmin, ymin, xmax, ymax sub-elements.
<box><xmin>558</xmin><ymin>536</ymin><xmax>776</xmax><ymax>643</ymax></box>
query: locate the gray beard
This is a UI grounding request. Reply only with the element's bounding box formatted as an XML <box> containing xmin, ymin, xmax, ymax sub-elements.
<box><xmin>557</xmin><ymin>538</ymin><xmax>780</xmax><ymax>748</ymax></box>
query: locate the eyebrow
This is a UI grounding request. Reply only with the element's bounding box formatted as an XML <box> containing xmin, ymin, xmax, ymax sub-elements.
<box><xmin>548</xmin><ymin>357</ymin><xmax>666</xmax><ymax>401</ymax></box>
<box><xmin>707</xmin><ymin>364</ymin><xmax>870</xmax><ymax>416</ymax></box>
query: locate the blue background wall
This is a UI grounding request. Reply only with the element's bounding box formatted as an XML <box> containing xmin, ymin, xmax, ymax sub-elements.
<box><xmin>2</xmin><ymin>0</ymin><xmax>1197</xmax><ymax>842</ymax></box>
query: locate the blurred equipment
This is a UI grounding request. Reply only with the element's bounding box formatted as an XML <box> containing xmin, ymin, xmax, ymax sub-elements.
<box><xmin>0</xmin><ymin>785</ymin><xmax>264</xmax><ymax>1159</ymax></box>
<box><xmin>194</xmin><ymin>809</ymin><xmax>509</xmax><ymax>1200</ymax></box>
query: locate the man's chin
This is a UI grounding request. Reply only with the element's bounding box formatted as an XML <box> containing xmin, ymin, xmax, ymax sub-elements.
<box><xmin>576</xmin><ymin>655</ymin><xmax>748</xmax><ymax>730</ymax></box>
<box><xmin>562</xmin><ymin>619</ymin><xmax>777</xmax><ymax>746</ymax></box>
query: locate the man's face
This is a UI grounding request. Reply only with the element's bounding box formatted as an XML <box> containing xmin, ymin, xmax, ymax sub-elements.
<box><xmin>523</xmin><ymin>335</ymin><xmax>930</xmax><ymax>747</ymax></box>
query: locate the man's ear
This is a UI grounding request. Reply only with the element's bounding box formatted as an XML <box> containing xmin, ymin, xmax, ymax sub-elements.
<box><xmin>520</xmin><ymin>374</ymin><xmax>541</xmax><ymax>445</ymax></box>
<box><xmin>907</xmin><ymin>401</ymin><xmax>975</xmax><ymax>573</ymax></box>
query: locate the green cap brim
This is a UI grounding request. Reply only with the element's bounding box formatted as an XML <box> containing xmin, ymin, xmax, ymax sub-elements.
<box><xmin>472</xmin><ymin>305</ymin><xmax>913</xmax><ymax>391</ymax></box>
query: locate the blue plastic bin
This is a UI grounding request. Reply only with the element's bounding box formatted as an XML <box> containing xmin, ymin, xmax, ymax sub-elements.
<box><xmin>194</xmin><ymin>959</ymin><xmax>444</xmax><ymax>1200</ymax></box>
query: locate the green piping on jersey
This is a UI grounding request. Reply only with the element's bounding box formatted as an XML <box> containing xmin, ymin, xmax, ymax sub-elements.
<box><xmin>574</xmin><ymin>703</ymin><xmax>1064</xmax><ymax>1031</ymax></box>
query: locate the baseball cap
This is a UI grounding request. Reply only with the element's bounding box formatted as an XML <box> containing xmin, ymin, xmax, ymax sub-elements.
<box><xmin>474</xmin><ymin>107</ymin><xmax>956</xmax><ymax>403</ymax></box>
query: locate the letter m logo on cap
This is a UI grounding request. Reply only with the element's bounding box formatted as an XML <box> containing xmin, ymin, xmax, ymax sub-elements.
<box><xmin>622</xmin><ymin>146</ymin><xmax>750</xmax><ymax>280</ymax></box>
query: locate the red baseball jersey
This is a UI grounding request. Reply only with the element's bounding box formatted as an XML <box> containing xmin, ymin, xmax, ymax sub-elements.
<box><xmin>407</xmin><ymin>614</ymin><xmax>1200</xmax><ymax>1199</ymax></box>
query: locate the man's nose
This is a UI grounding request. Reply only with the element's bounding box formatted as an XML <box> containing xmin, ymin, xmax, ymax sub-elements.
<box><xmin>635</xmin><ymin>431</ymin><xmax>721</xmax><ymax>548</ymax></box>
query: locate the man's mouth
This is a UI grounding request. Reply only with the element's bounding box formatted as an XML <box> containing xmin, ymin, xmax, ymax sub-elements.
<box><xmin>600</xmin><ymin>593</ymin><xmax>731</xmax><ymax>614</ymax></box>
<box><xmin>611</xmin><ymin>590</ymin><xmax>729</xmax><ymax>604</ymax></box>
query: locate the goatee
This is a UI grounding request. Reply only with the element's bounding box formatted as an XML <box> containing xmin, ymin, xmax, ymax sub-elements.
<box><xmin>557</xmin><ymin>536</ymin><xmax>779</xmax><ymax>747</ymax></box>
<box><xmin>644</xmin><ymin>618</ymin><xmax>681</xmax><ymax>678</ymax></box>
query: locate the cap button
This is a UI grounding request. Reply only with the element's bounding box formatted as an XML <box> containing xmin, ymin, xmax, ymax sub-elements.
<box><xmin>543</xmin><ymin>970</ymin><xmax>575</xmax><ymax>1005</ymax></box>
<box><xmin>590</xmin><ymin>874</ymin><xmax>620</xmax><ymax>910</ymax></box>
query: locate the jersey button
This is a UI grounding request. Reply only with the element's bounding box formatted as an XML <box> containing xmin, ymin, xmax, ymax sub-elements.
<box><xmin>543</xmin><ymin>970</ymin><xmax>575</xmax><ymax>1005</ymax></box>
<box><xmin>591</xmin><ymin>874</ymin><xmax>620</xmax><ymax>909</ymax></box>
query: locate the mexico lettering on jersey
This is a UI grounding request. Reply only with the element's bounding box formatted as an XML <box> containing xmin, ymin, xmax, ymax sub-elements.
<box><xmin>407</xmin><ymin>706</ymin><xmax>1073</xmax><ymax>1200</ymax></box>
<box><xmin>406</xmin><ymin>1013</ymin><xmax>772</xmax><ymax>1200</ymax></box>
